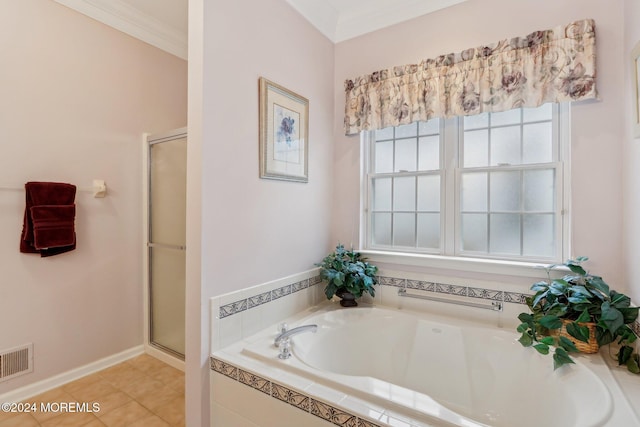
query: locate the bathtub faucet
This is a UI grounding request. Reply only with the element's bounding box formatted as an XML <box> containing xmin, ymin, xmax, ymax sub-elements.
<box><xmin>274</xmin><ymin>324</ymin><xmax>318</xmax><ymax>348</ymax></box>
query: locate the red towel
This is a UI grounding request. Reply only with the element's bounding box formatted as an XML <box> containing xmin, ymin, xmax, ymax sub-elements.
<box><xmin>20</xmin><ymin>182</ymin><xmax>77</xmax><ymax>257</ymax></box>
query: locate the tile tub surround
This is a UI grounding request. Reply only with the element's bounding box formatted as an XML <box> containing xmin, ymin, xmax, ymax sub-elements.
<box><xmin>211</xmin><ymin>269</ymin><xmax>325</xmax><ymax>351</ymax></box>
<box><xmin>376</xmin><ymin>275</ymin><xmax>529</xmax><ymax>305</ymax></box>
<box><xmin>209</xmin><ymin>268</ymin><xmax>639</xmax><ymax>426</ymax></box>
<box><xmin>217</xmin><ymin>275</ymin><xmax>322</xmax><ymax>320</ymax></box>
<box><xmin>212</xmin><ymin>268</ymin><xmax>640</xmax><ymax>351</ymax></box>
<box><xmin>211</xmin><ymin>357</ymin><xmax>381</xmax><ymax>427</ymax></box>
<box><xmin>210</xmin><ymin>302</ymin><xmax>640</xmax><ymax>427</ymax></box>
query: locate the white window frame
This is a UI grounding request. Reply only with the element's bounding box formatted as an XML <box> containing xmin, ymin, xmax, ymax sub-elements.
<box><xmin>360</xmin><ymin>104</ymin><xmax>571</xmax><ymax>271</ymax></box>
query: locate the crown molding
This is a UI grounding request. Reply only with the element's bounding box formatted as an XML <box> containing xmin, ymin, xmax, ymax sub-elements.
<box><xmin>54</xmin><ymin>0</ymin><xmax>187</xmax><ymax>60</ymax></box>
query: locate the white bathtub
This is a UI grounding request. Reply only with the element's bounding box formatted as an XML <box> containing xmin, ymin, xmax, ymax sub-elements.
<box><xmin>235</xmin><ymin>305</ymin><xmax>624</xmax><ymax>427</ymax></box>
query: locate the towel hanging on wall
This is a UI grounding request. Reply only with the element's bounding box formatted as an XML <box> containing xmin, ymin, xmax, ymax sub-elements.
<box><xmin>20</xmin><ymin>182</ymin><xmax>77</xmax><ymax>257</ymax></box>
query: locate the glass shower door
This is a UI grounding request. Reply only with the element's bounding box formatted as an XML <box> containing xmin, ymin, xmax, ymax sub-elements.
<box><xmin>149</xmin><ymin>135</ymin><xmax>186</xmax><ymax>358</ymax></box>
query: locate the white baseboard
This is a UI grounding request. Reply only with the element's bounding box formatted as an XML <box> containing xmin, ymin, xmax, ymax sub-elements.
<box><xmin>0</xmin><ymin>345</ymin><xmax>144</xmax><ymax>403</ymax></box>
<box><xmin>144</xmin><ymin>344</ymin><xmax>185</xmax><ymax>372</ymax></box>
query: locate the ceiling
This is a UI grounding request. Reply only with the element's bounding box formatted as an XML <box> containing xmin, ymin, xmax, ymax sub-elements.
<box><xmin>53</xmin><ymin>0</ymin><xmax>466</xmax><ymax>59</ymax></box>
<box><xmin>286</xmin><ymin>0</ymin><xmax>468</xmax><ymax>43</ymax></box>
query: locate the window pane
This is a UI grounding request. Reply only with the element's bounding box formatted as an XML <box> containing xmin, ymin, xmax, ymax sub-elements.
<box><xmin>491</xmin><ymin>109</ymin><xmax>521</xmax><ymax>126</ymax></box>
<box><xmin>372</xmin><ymin>178</ymin><xmax>392</xmax><ymax>211</ymax></box>
<box><xmin>461</xmin><ymin>172</ymin><xmax>487</xmax><ymax>211</ymax></box>
<box><xmin>524</xmin><ymin>214</ymin><xmax>555</xmax><ymax>258</ymax></box>
<box><xmin>418</xmin><ymin>136</ymin><xmax>439</xmax><ymax>171</ymax></box>
<box><xmin>524</xmin><ymin>169</ymin><xmax>555</xmax><ymax>212</ymax></box>
<box><xmin>523</xmin><ymin>122</ymin><xmax>553</xmax><ymax>164</ymax></box>
<box><xmin>417</xmin><ymin>213</ymin><xmax>440</xmax><ymax>249</ymax></box>
<box><xmin>463</xmin><ymin>129</ymin><xmax>489</xmax><ymax>167</ymax></box>
<box><xmin>464</xmin><ymin>112</ymin><xmax>489</xmax><ymax>130</ymax></box>
<box><xmin>523</xmin><ymin>103</ymin><xmax>552</xmax><ymax>122</ymax></box>
<box><xmin>366</xmin><ymin>105</ymin><xmax>563</xmax><ymax>261</ymax></box>
<box><xmin>375</xmin><ymin>141</ymin><xmax>393</xmax><ymax>173</ymax></box>
<box><xmin>375</xmin><ymin>127</ymin><xmax>394</xmax><ymax>141</ymax></box>
<box><xmin>393</xmin><ymin>213</ymin><xmax>415</xmax><ymax>247</ymax></box>
<box><xmin>489</xmin><ymin>213</ymin><xmax>521</xmax><ymax>255</ymax></box>
<box><xmin>490</xmin><ymin>171</ymin><xmax>521</xmax><ymax>211</ymax></box>
<box><xmin>461</xmin><ymin>213</ymin><xmax>488</xmax><ymax>252</ymax></box>
<box><xmin>395</xmin><ymin>123</ymin><xmax>418</xmax><ymax>138</ymax></box>
<box><xmin>395</xmin><ymin>139</ymin><xmax>417</xmax><ymax>172</ymax></box>
<box><xmin>491</xmin><ymin>126</ymin><xmax>521</xmax><ymax>166</ymax></box>
<box><xmin>372</xmin><ymin>213</ymin><xmax>391</xmax><ymax>246</ymax></box>
<box><xmin>393</xmin><ymin>177</ymin><xmax>416</xmax><ymax>211</ymax></box>
<box><xmin>419</xmin><ymin>119</ymin><xmax>440</xmax><ymax>135</ymax></box>
<box><xmin>417</xmin><ymin>175</ymin><xmax>440</xmax><ymax>211</ymax></box>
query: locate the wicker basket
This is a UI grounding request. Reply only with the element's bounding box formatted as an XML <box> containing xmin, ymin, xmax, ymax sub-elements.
<box><xmin>550</xmin><ymin>319</ymin><xmax>599</xmax><ymax>354</ymax></box>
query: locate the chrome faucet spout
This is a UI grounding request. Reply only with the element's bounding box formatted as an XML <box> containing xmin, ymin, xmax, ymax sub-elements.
<box><xmin>274</xmin><ymin>324</ymin><xmax>318</xmax><ymax>347</ymax></box>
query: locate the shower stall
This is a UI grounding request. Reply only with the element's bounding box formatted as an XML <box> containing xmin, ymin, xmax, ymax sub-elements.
<box><xmin>144</xmin><ymin>128</ymin><xmax>187</xmax><ymax>363</ymax></box>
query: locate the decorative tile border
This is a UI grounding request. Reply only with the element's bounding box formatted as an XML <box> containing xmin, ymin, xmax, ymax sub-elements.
<box><xmin>379</xmin><ymin>275</ymin><xmax>529</xmax><ymax>306</ymax></box>
<box><xmin>631</xmin><ymin>320</ymin><xmax>640</xmax><ymax>338</ymax></box>
<box><xmin>378</xmin><ymin>275</ymin><xmax>640</xmax><ymax>335</ymax></box>
<box><xmin>219</xmin><ymin>276</ymin><xmax>321</xmax><ymax>319</ymax></box>
<box><xmin>211</xmin><ymin>357</ymin><xmax>383</xmax><ymax>427</ymax></box>
<box><xmin>217</xmin><ymin>272</ymin><xmax>640</xmax><ymax>337</ymax></box>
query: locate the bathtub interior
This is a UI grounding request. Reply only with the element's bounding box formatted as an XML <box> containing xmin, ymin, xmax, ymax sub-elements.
<box><xmin>241</xmin><ymin>305</ymin><xmax>614</xmax><ymax>427</ymax></box>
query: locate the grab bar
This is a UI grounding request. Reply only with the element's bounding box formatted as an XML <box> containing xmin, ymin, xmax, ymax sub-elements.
<box><xmin>397</xmin><ymin>288</ymin><xmax>503</xmax><ymax>312</ymax></box>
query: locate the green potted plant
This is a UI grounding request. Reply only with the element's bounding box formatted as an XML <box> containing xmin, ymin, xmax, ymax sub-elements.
<box><xmin>517</xmin><ymin>257</ymin><xmax>639</xmax><ymax>373</ymax></box>
<box><xmin>316</xmin><ymin>244</ymin><xmax>378</xmax><ymax>307</ymax></box>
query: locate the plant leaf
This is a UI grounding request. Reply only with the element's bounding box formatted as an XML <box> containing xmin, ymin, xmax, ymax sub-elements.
<box><xmin>566</xmin><ymin>260</ymin><xmax>587</xmax><ymax>276</ymax></box>
<box><xmin>610</xmin><ymin>291</ymin><xmax>631</xmax><ymax>309</ymax></box>
<box><xmin>553</xmin><ymin>347</ymin><xmax>576</xmax><ymax>370</ymax></box>
<box><xmin>599</xmin><ymin>302</ymin><xmax>624</xmax><ymax>334</ymax></box>
<box><xmin>324</xmin><ymin>283</ymin><xmax>338</xmax><ymax>300</ymax></box>
<box><xmin>576</xmin><ymin>309</ymin><xmax>591</xmax><ymax>323</ymax></box>
<box><xmin>596</xmin><ymin>328</ymin><xmax>615</xmax><ymax>347</ymax></box>
<box><xmin>518</xmin><ymin>313</ymin><xmax>534</xmax><ymax>324</ymax></box>
<box><xmin>518</xmin><ymin>332</ymin><xmax>533</xmax><ymax>347</ymax></box>
<box><xmin>570</xmin><ymin>285</ymin><xmax>592</xmax><ymax>297</ymax></box>
<box><xmin>619</xmin><ymin>307</ymin><xmax>640</xmax><ymax>324</ymax></box>
<box><xmin>531</xmin><ymin>291</ymin><xmax>548</xmax><ymax>309</ymax></box>
<box><xmin>558</xmin><ymin>336</ymin><xmax>579</xmax><ymax>353</ymax></box>
<box><xmin>565</xmin><ymin>322</ymin><xmax>590</xmax><ymax>343</ymax></box>
<box><xmin>533</xmin><ymin>343</ymin><xmax>550</xmax><ymax>355</ymax></box>
<box><xmin>587</xmin><ymin>276</ymin><xmax>610</xmax><ymax>298</ymax></box>
<box><xmin>618</xmin><ymin>345</ymin><xmax>634</xmax><ymax>365</ymax></box>
<box><xmin>530</xmin><ymin>281</ymin><xmax>550</xmax><ymax>292</ymax></box>
<box><xmin>567</xmin><ymin>296</ymin><xmax>589</xmax><ymax>304</ymax></box>
<box><xmin>549</xmin><ymin>281</ymin><xmax>568</xmax><ymax>296</ymax></box>
<box><xmin>540</xmin><ymin>336</ymin><xmax>555</xmax><ymax>346</ymax></box>
<box><xmin>627</xmin><ymin>355</ymin><xmax>640</xmax><ymax>374</ymax></box>
<box><xmin>539</xmin><ymin>315</ymin><xmax>563</xmax><ymax>330</ymax></box>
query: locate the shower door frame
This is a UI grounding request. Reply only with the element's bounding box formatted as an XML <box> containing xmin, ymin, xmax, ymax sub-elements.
<box><xmin>143</xmin><ymin>127</ymin><xmax>187</xmax><ymax>369</ymax></box>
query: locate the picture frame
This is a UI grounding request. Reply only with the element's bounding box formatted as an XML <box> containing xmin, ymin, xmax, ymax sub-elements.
<box><xmin>632</xmin><ymin>41</ymin><xmax>640</xmax><ymax>138</ymax></box>
<box><xmin>259</xmin><ymin>77</ymin><xmax>309</xmax><ymax>182</ymax></box>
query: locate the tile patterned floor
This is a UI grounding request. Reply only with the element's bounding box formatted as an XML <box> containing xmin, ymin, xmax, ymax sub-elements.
<box><xmin>0</xmin><ymin>354</ymin><xmax>184</xmax><ymax>427</ymax></box>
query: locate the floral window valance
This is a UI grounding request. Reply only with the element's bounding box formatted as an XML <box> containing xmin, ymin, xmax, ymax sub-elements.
<box><xmin>344</xmin><ymin>19</ymin><xmax>596</xmax><ymax>136</ymax></box>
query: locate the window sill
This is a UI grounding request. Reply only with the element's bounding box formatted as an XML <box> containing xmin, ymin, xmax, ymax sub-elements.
<box><xmin>359</xmin><ymin>250</ymin><xmax>560</xmax><ymax>280</ymax></box>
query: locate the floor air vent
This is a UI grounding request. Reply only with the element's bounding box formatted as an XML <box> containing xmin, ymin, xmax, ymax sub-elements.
<box><xmin>0</xmin><ymin>343</ymin><xmax>33</xmax><ymax>382</ymax></box>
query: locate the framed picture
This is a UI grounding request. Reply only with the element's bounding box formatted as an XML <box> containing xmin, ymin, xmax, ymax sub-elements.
<box><xmin>259</xmin><ymin>77</ymin><xmax>309</xmax><ymax>182</ymax></box>
<box><xmin>633</xmin><ymin>41</ymin><xmax>640</xmax><ymax>138</ymax></box>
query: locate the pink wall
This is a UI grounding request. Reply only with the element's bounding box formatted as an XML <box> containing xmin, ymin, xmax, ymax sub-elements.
<box><xmin>0</xmin><ymin>0</ymin><xmax>187</xmax><ymax>394</ymax></box>
<box><xmin>623</xmin><ymin>0</ymin><xmax>640</xmax><ymax>305</ymax></box>
<box><xmin>189</xmin><ymin>0</ymin><xmax>335</xmax><ymax>424</ymax></box>
<box><xmin>333</xmin><ymin>0</ymin><xmax>628</xmax><ymax>289</ymax></box>
<box><xmin>201</xmin><ymin>0</ymin><xmax>334</xmax><ymax>296</ymax></box>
